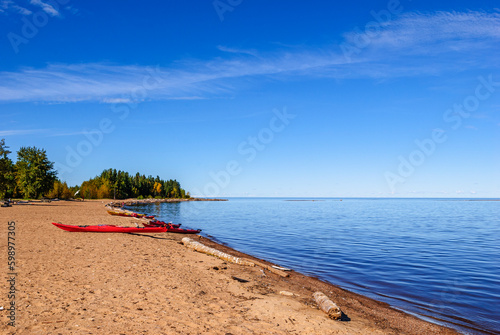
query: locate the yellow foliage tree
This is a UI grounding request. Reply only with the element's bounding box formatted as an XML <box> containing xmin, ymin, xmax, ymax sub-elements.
<box><xmin>97</xmin><ymin>183</ymin><xmax>111</xmax><ymax>199</ymax></box>
<box><xmin>153</xmin><ymin>182</ymin><xmax>162</xmax><ymax>196</ymax></box>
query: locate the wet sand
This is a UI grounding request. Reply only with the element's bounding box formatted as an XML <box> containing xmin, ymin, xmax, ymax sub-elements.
<box><xmin>0</xmin><ymin>200</ymin><xmax>458</xmax><ymax>334</ymax></box>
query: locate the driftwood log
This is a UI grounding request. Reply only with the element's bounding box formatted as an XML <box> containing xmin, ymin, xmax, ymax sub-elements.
<box><xmin>181</xmin><ymin>238</ymin><xmax>255</xmax><ymax>266</ymax></box>
<box><xmin>181</xmin><ymin>238</ymin><xmax>290</xmax><ymax>278</ymax></box>
<box><xmin>313</xmin><ymin>291</ymin><xmax>342</xmax><ymax>320</ymax></box>
<box><xmin>279</xmin><ymin>291</ymin><xmax>297</xmax><ymax>297</ymax></box>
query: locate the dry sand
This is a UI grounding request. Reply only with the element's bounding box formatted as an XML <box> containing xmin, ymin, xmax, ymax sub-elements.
<box><xmin>0</xmin><ymin>200</ymin><xmax>458</xmax><ymax>334</ymax></box>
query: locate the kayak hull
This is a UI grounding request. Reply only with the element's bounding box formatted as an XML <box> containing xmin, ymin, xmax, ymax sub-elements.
<box><xmin>52</xmin><ymin>222</ymin><xmax>167</xmax><ymax>233</ymax></box>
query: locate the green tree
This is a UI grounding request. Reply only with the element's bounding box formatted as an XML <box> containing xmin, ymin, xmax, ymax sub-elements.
<box><xmin>0</xmin><ymin>139</ymin><xmax>16</xmax><ymax>198</ymax></box>
<box><xmin>15</xmin><ymin>146</ymin><xmax>57</xmax><ymax>199</ymax></box>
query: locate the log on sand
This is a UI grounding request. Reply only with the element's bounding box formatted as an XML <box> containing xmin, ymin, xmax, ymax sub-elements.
<box><xmin>181</xmin><ymin>238</ymin><xmax>255</xmax><ymax>266</ymax></box>
<box><xmin>182</xmin><ymin>238</ymin><xmax>290</xmax><ymax>278</ymax></box>
<box><xmin>313</xmin><ymin>291</ymin><xmax>342</xmax><ymax>320</ymax></box>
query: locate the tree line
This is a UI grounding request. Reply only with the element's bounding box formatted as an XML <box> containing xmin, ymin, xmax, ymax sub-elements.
<box><xmin>0</xmin><ymin>139</ymin><xmax>189</xmax><ymax>200</ymax></box>
<box><xmin>80</xmin><ymin>169</ymin><xmax>189</xmax><ymax>200</ymax></box>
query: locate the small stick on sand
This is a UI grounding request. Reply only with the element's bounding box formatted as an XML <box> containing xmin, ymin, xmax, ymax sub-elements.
<box><xmin>231</xmin><ymin>276</ymin><xmax>250</xmax><ymax>283</ymax></box>
<box><xmin>243</xmin><ymin>258</ymin><xmax>290</xmax><ymax>278</ymax></box>
<box><xmin>313</xmin><ymin>291</ymin><xmax>342</xmax><ymax>320</ymax></box>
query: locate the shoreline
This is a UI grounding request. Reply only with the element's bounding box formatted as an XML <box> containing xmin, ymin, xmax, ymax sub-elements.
<box><xmin>122</xmin><ymin>197</ymin><xmax>228</xmax><ymax>205</ymax></box>
<box><xmin>0</xmin><ymin>200</ymin><xmax>458</xmax><ymax>334</ymax></box>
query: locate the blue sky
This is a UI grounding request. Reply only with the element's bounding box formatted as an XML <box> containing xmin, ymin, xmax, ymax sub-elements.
<box><xmin>1</xmin><ymin>0</ymin><xmax>499</xmax><ymax>197</ymax></box>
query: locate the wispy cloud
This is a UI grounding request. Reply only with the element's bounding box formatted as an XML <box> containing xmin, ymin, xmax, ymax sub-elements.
<box><xmin>1</xmin><ymin>0</ymin><xmax>32</xmax><ymax>15</ymax></box>
<box><xmin>14</xmin><ymin>5</ymin><xmax>32</xmax><ymax>15</ymax></box>
<box><xmin>344</xmin><ymin>11</ymin><xmax>500</xmax><ymax>53</ymax></box>
<box><xmin>217</xmin><ymin>45</ymin><xmax>260</xmax><ymax>57</ymax></box>
<box><xmin>164</xmin><ymin>96</ymin><xmax>206</xmax><ymax>100</ymax></box>
<box><xmin>0</xmin><ymin>129</ymin><xmax>47</xmax><ymax>136</ymax></box>
<box><xmin>0</xmin><ymin>0</ymin><xmax>11</xmax><ymax>10</ymax></box>
<box><xmin>464</xmin><ymin>125</ymin><xmax>478</xmax><ymax>130</ymax></box>
<box><xmin>0</xmin><ymin>129</ymin><xmax>95</xmax><ymax>137</ymax></box>
<box><xmin>1</xmin><ymin>0</ymin><xmax>70</xmax><ymax>17</ymax></box>
<box><xmin>0</xmin><ymin>54</ymin><xmax>349</xmax><ymax>103</ymax></box>
<box><xmin>47</xmin><ymin>130</ymin><xmax>89</xmax><ymax>137</ymax></box>
<box><xmin>30</xmin><ymin>0</ymin><xmax>59</xmax><ymax>16</ymax></box>
<box><xmin>0</xmin><ymin>11</ymin><xmax>498</xmax><ymax>104</ymax></box>
<box><xmin>99</xmin><ymin>96</ymin><xmax>205</xmax><ymax>104</ymax></box>
<box><xmin>100</xmin><ymin>98</ymin><xmax>133</xmax><ymax>104</ymax></box>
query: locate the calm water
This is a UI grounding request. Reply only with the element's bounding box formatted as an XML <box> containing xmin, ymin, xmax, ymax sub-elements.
<box><xmin>130</xmin><ymin>198</ymin><xmax>500</xmax><ymax>334</ymax></box>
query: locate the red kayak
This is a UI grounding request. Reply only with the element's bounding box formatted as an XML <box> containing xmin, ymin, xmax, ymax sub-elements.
<box><xmin>52</xmin><ymin>222</ymin><xmax>167</xmax><ymax>233</ymax></box>
<box><xmin>143</xmin><ymin>220</ymin><xmax>200</xmax><ymax>234</ymax></box>
<box><xmin>144</xmin><ymin>220</ymin><xmax>181</xmax><ymax>228</ymax></box>
<box><xmin>165</xmin><ymin>226</ymin><xmax>201</xmax><ymax>234</ymax></box>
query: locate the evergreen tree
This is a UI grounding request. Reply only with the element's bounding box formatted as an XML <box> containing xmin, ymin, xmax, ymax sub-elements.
<box><xmin>0</xmin><ymin>139</ymin><xmax>16</xmax><ymax>198</ymax></box>
<box><xmin>15</xmin><ymin>146</ymin><xmax>57</xmax><ymax>199</ymax></box>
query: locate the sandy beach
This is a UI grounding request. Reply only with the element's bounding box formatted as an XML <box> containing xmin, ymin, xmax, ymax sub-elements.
<box><xmin>0</xmin><ymin>200</ymin><xmax>458</xmax><ymax>334</ymax></box>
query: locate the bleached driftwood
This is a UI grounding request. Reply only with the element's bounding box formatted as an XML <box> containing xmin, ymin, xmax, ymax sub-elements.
<box><xmin>313</xmin><ymin>291</ymin><xmax>342</xmax><ymax>320</ymax></box>
<box><xmin>279</xmin><ymin>291</ymin><xmax>298</xmax><ymax>297</ymax></box>
<box><xmin>244</xmin><ymin>259</ymin><xmax>290</xmax><ymax>278</ymax></box>
<box><xmin>181</xmin><ymin>238</ymin><xmax>255</xmax><ymax>266</ymax></box>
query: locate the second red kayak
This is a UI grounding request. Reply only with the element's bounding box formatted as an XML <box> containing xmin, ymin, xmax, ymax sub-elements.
<box><xmin>165</xmin><ymin>226</ymin><xmax>201</xmax><ymax>234</ymax></box>
<box><xmin>143</xmin><ymin>220</ymin><xmax>181</xmax><ymax>228</ymax></box>
<box><xmin>143</xmin><ymin>220</ymin><xmax>201</xmax><ymax>234</ymax></box>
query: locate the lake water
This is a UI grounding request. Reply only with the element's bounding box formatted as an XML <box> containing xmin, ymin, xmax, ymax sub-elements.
<box><xmin>130</xmin><ymin>198</ymin><xmax>500</xmax><ymax>334</ymax></box>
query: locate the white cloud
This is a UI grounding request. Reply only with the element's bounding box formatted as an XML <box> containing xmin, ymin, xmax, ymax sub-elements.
<box><xmin>47</xmin><ymin>130</ymin><xmax>89</xmax><ymax>137</ymax></box>
<box><xmin>2</xmin><ymin>0</ymin><xmax>70</xmax><ymax>17</ymax></box>
<box><xmin>217</xmin><ymin>45</ymin><xmax>260</xmax><ymax>57</ymax></box>
<box><xmin>344</xmin><ymin>11</ymin><xmax>500</xmax><ymax>54</ymax></box>
<box><xmin>12</xmin><ymin>4</ymin><xmax>32</xmax><ymax>15</ymax></box>
<box><xmin>0</xmin><ymin>129</ymin><xmax>96</xmax><ymax>137</ymax></box>
<box><xmin>1</xmin><ymin>0</ymin><xmax>32</xmax><ymax>15</ymax></box>
<box><xmin>17</xmin><ymin>7</ymin><xmax>32</xmax><ymax>15</ymax></box>
<box><xmin>30</xmin><ymin>0</ymin><xmax>60</xmax><ymax>16</ymax></box>
<box><xmin>164</xmin><ymin>96</ymin><xmax>206</xmax><ymax>100</ymax></box>
<box><xmin>0</xmin><ymin>129</ymin><xmax>47</xmax><ymax>136</ymax></box>
<box><xmin>0</xmin><ymin>0</ymin><xmax>11</xmax><ymax>10</ymax></box>
<box><xmin>100</xmin><ymin>98</ymin><xmax>133</xmax><ymax>104</ymax></box>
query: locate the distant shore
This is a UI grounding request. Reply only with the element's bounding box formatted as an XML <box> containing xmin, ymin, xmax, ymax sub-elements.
<box><xmin>107</xmin><ymin>197</ymin><xmax>227</xmax><ymax>207</ymax></box>
<box><xmin>0</xmin><ymin>200</ymin><xmax>458</xmax><ymax>334</ymax></box>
